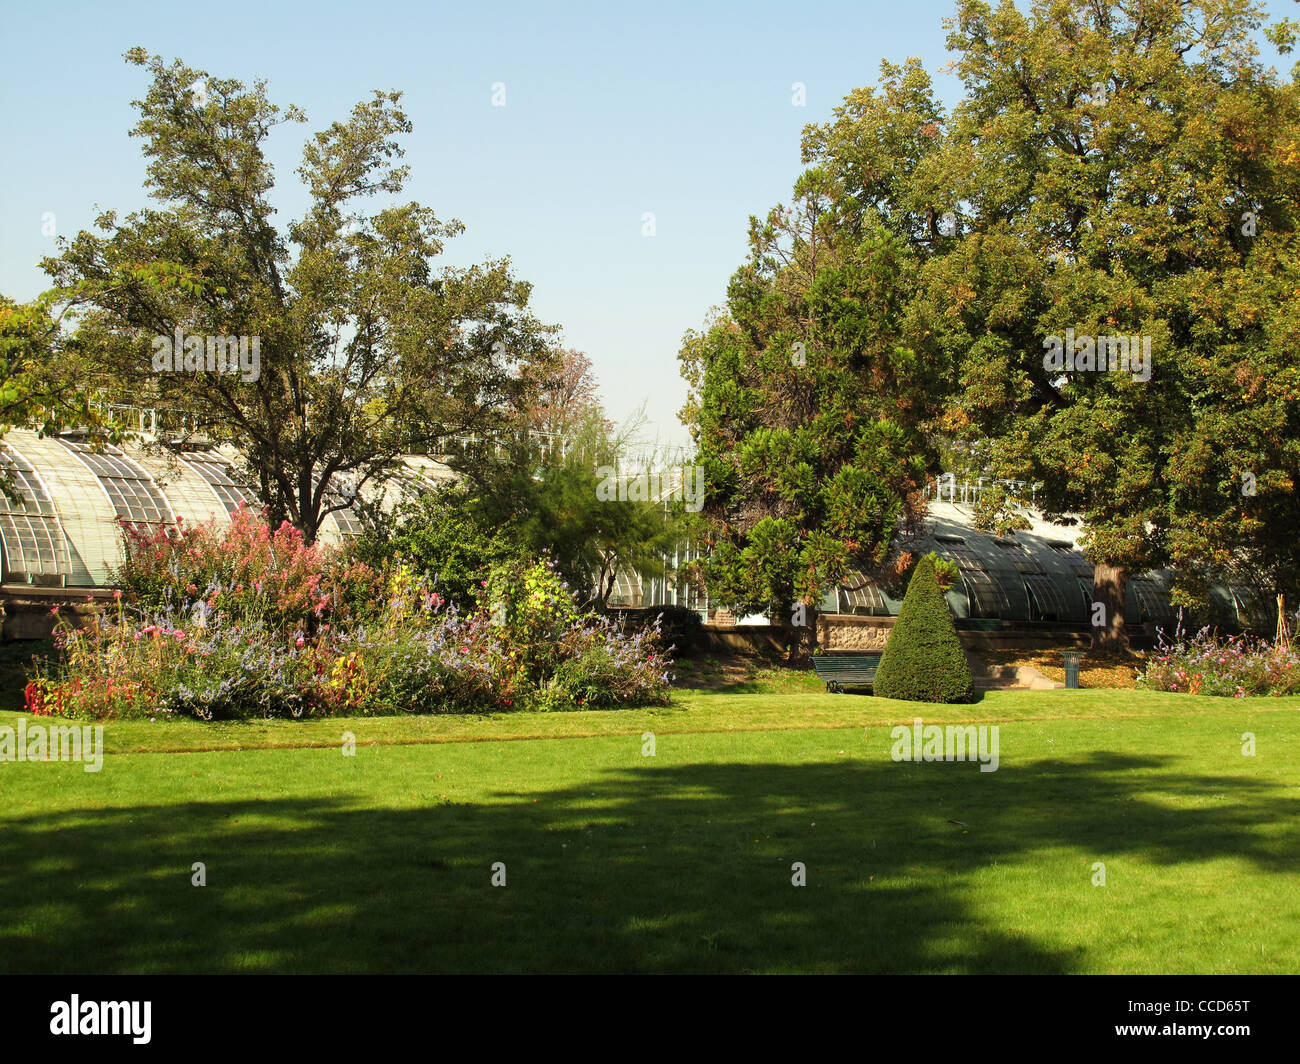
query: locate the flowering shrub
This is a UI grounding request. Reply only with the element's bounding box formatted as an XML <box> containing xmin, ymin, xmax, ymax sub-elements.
<box><xmin>322</xmin><ymin>608</ymin><xmax>515</xmax><ymax>715</ymax></box>
<box><xmin>1135</xmin><ymin>625</ymin><xmax>1300</xmax><ymax>697</ymax></box>
<box><xmin>115</xmin><ymin>505</ymin><xmax>363</xmax><ymax>632</ymax></box>
<box><xmin>23</xmin><ymin>677</ymin><xmax>69</xmax><ymax>716</ymax></box>
<box><xmin>479</xmin><ymin>556</ymin><xmax>674</xmax><ymax>710</ymax></box>
<box><xmin>32</xmin><ymin>518</ymin><xmax>673</xmax><ymax>720</ymax></box>
<box><xmin>477</xmin><ymin>557</ymin><xmax>581</xmax><ymax>686</ymax></box>
<box><xmin>542</xmin><ymin>615</ymin><xmax>674</xmax><ymax>710</ymax></box>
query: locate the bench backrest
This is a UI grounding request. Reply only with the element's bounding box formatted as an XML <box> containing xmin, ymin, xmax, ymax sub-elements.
<box><xmin>813</xmin><ymin>654</ymin><xmax>882</xmax><ymax>673</ymax></box>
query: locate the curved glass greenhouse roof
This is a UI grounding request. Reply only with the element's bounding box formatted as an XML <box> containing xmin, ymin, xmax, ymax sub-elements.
<box><xmin>0</xmin><ymin>428</ymin><xmax>444</xmax><ymax>587</ymax></box>
<box><xmin>819</xmin><ymin>500</ymin><xmax>1237</xmax><ymax>631</ymax></box>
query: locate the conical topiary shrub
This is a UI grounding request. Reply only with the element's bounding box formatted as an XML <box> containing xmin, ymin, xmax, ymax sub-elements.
<box><xmin>873</xmin><ymin>553</ymin><xmax>975</xmax><ymax>703</ymax></box>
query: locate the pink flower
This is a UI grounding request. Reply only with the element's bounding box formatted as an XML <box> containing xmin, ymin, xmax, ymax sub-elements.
<box><xmin>173</xmin><ymin>630</ymin><xmax>186</xmax><ymax>640</ymax></box>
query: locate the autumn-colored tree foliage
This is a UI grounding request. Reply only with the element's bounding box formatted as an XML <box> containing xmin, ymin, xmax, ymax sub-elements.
<box><xmin>687</xmin><ymin>0</ymin><xmax>1300</xmax><ymax>650</ymax></box>
<box><xmin>524</xmin><ymin>348</ymin><xmax>607</xmax><ymax>438</ymax></box>
<box><xmin>907</xmin><ymin>0</ymin><xmax>1300</xmax><ymax>647</ymax></box>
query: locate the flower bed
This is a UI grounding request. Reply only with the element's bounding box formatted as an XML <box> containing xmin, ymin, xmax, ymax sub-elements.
<box><xmin>1135</xmin><ymin>625</ymin><xmax>1300</xmax><ymax>697</ymax></box>
<box><xmin>26</xmin><ymin>511</ymin><xmax>674</xmax><ymax>720</ymax></box>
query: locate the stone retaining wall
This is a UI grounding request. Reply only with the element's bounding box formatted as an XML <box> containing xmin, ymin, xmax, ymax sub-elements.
<box><xmin>0</xmin><ymin>587</ymin><xmax>112</xmax><ymax>641</ymax></box>
<box><xmin>700</xmin><ymin>613</ymin><xmax>1123</xmax><ymax>656</ymax></box>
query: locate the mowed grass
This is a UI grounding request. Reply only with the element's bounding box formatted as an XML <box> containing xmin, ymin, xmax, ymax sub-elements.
<box><xmin>1</xmin><ymin>690</ymin><xmax>1297</xmax><ymax>973</ymax></box>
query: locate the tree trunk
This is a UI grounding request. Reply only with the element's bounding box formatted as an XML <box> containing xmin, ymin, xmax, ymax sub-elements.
<box><xmin>1092</xmin><ymin>562</ymin><xmax>1127</xmax><ymax>652</ymax></box>
<box><xmin>782</xmin><ymin>603</ymin><xmax>819</xmax><ymax>664</ymax></box>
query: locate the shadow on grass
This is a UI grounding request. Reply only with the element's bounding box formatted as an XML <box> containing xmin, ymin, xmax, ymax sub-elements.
<box><xmin>1</xmin><ymin>750</ymin><xmax>1294</xmax><ymax>973</ymax></box>
<box><xmin>834</xmin><ymin>687</ymin><xmax>988</xmax><ymax>702</ymax></box>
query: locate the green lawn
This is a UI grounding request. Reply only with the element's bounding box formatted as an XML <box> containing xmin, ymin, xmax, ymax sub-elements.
<box><xmin>1</xmin><ymin>689</ymin><xmax>1297</xmax><ymax>973</ymax></box>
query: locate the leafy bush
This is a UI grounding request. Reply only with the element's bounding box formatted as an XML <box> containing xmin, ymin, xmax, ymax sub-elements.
<box><xmin>352</xmin><ymin>490</ymin><xmax>520</xmax><ymax>611</ymax></box>
<box><xmin>1135</xmin><ymin>625</ymin><xmax>1300</xmax><ymax>696</ymax></box>
<box><xmin>28</xmin><ymin>601</ymin><xmax>322</xmax><ymax>721</ymax></box>
<box><xmin>155</xmin><ymin>621</ymin><xmax>319</xmax><ymax>720</ymax></box>
<box><xmin>542</xmin><ymin>615</ymin><xmax>673</xmax><ymax>709</ymax></box>
<box><xmin>320</xmin><ymin>609</ymin><xmax>516</xmax><ymax>715</ymax></box>
<box><xmin>873</xmin><ymin>553</ymin><xmax>975</xmax><ymax>703</ymax></box>
<box><xmin>480</xmin><ymin>555</ymin><xmax>582</xmax><ymax>685</ymax></box>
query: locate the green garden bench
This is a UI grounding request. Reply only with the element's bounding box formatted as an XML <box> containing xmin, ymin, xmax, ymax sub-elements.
<box><xmin>812</xmin><ymin>652</ymin><xmax>883</xmax><ymax>693</ymax></box>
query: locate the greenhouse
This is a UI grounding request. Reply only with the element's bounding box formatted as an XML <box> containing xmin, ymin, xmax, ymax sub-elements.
<box><xmin>0</xmin><ymin>427</ymin><xmax>1271</xmax><ymax>633</ymax></box>
<box><xmin>611</xmin><ymin>492</ymin><xmax>1270</xmax><ymax>634</ymax></box>
<box><xmin>828</xmin><ymin>500</ymin><xmax>1186</xmax><ymax>631</ymax></box>
<box><xmin>0</xmin><ymin>427</ymin><xmax>451</xmax><ymax>588</ymax></box>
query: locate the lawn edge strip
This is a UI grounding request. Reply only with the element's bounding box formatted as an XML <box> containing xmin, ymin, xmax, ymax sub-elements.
<box><xmin>91</xmin><ymin>703</ymin><xmax>1298</xmax><ymax>756</ymax></box>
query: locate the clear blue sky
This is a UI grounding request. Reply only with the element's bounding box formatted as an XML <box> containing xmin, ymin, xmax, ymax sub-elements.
<box><xmin>1</xmin><ymin>0</ymin><xmax>1293</xmax><ymax>448</ymax></box>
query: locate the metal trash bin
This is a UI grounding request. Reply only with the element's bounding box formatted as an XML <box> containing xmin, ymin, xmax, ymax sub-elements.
<box><xmin>1061</xmin><ymin>650</ymin><xmax>1084</xmax><ymax>689</ymax></box>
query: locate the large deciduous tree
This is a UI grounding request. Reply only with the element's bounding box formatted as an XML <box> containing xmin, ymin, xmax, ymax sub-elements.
<box><xmin>684</xmin><ymin>1</ymin><xmax>1300</xmax><ymax>650</ymax></box>
<box><xmin>41</xmin><ymin>49</ymin><xmax>559</xmax><ymax>541</ymax></box>
<box><xmin>906</xmin><ymin>0</ymin><xmax>1300</xmax><ymax>648</ymax></box>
